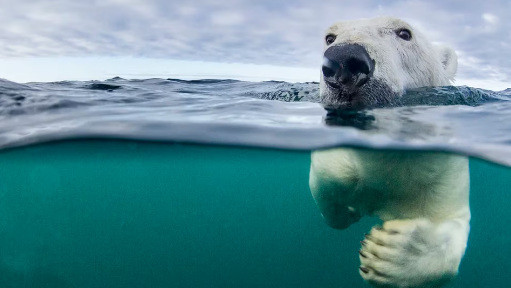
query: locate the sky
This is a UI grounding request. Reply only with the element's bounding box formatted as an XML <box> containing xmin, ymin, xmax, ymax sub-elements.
<box><xmin>0</xmin><ymin>0</ymin><xmax>509</xmax><ymax>90</ymax></box>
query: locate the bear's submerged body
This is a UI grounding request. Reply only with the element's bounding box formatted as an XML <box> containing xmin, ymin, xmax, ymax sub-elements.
<box><xmin>310</xmin><ymin>148</ymin><xmax>470</xmax><ymax>223</ymax></box>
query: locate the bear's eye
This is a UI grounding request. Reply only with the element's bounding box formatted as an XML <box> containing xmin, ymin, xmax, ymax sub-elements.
<box><xmin>325</xmin><ymin>34</ymin><xmax>336</xmax><ymax>45</ymax></box>
<box><xmin>396</xmin><ymin>29</ymin><xmax>412</xmax><ymax>41</ymax></box>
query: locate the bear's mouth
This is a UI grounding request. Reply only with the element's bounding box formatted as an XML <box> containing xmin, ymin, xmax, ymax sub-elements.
<box><xmin>321</xmin><ymin>77</ymin><xmax>398</xmax><ymax>109</ymax></box>
<box><xmin>324</xmin><ymin>79</ymin><xmax>363</xmax><ymax>106</ymax></box>
<box><xmin>324</xmin><ymin>79</ymin><xmax>341</xmax><ymax>90</ymax></box>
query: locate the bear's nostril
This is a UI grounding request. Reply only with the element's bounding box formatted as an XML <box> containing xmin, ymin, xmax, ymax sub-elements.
<box><xmin>346</xmin><ymin>58</ymin><xmax>370</xmax><ymax>75</ymax></box>
<box><xmin>322</xmin><ymin>66</ymin><xmax>336</xmax><ymax>78</ymax></box>
<box><xmin>322</xmin><ymin>57</ymin><xmax>341</xmax><ymax>78</ymax></box>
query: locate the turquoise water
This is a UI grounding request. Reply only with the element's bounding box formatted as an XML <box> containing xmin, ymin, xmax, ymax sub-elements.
<box><xmin>0</xmin><ymin>140</ymin><xmax>509</xmax><ymax>288</ymax></box>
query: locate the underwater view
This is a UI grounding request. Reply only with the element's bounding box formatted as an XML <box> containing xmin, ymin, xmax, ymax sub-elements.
<box><xmin>0</xmin><ymin>78</ymin><xmax>510</xmax><ymax>287</ymax></box>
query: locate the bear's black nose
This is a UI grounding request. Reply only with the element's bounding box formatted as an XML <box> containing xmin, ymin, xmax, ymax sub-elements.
<box><xmin>322</xmin><ymin>44</ymin><xmax>375</xmax><ymax>89</ymax></box>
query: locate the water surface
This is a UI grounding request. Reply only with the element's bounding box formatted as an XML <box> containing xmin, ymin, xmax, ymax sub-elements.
<box><xmin>0</xmin><ymin>78</ymin><xmax>510</xmax><ymax>165</ymax></box>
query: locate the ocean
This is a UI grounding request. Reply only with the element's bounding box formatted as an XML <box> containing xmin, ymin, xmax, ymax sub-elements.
<box><xmin>0</xmin><ymin>78</ymin><xmax>510</xmax><ymax>287</ymax></box>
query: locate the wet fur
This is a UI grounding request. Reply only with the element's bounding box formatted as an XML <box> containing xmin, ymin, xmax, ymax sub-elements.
<box><xmin>320</xmin><ymin>17</ymin><xmax>457</xmax><ymax>106</ymax></box>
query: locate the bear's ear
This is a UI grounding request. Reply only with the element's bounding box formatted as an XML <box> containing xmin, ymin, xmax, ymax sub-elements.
<box><xmin>435</xmin><ymin>45</ymin><xmax>458</xmax><ymax>81</ymax></box>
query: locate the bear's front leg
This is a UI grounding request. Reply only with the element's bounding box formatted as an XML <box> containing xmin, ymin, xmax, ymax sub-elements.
<box><xmin>358</xmin><ymin>218</ymin><xmax>470</xmax><ymax>288</ymax></box>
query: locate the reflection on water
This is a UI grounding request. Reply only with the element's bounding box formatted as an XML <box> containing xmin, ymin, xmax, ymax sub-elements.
<box><xmin>324</xmin><ymin>107</ymin><xmax>450</xmax><ymax>141</ymax></box>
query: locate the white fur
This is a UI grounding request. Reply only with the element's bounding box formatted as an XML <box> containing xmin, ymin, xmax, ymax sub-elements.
<box><xmin>320</xmin><ymin>17</ymin><xmax>457</xmax><ymax>97</ymax></box>
<box><xmin>311</xmin><ymin>17</ymin><xmax>470</xmax><ymax>288</ymax></box>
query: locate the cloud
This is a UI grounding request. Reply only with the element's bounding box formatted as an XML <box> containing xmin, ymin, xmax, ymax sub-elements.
<box><xmin>210</xmin><ymin>11</ymin><xmax>246</xmax><ymax>26</ymax></box>
<box><xmin>482</xmin><ymin>13</ymin><xmax>499</xmax><ymax>25</ymax></box>
<box><xmin>0</xmin><ymin>0</ymin><xmax>509</xmax><ymax>84</ymax></box>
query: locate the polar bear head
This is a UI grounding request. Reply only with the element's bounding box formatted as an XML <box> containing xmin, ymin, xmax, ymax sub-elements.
<box><xmin>320</xmin><ymin>16</ymin><xmax>458</xmax><ymax>107</ymax></box>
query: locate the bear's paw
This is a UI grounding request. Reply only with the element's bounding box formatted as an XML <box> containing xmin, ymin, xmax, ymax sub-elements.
<box><xmin>358</xmin><ymin>219</ymin><xmax>463</xmax><ymax>288</ymax></box>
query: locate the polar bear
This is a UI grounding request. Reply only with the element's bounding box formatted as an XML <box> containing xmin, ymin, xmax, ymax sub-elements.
<box><xmin>309</xmin><ymin>17</ymin><xmax>470</xmax><ymax>288</ymax></box>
